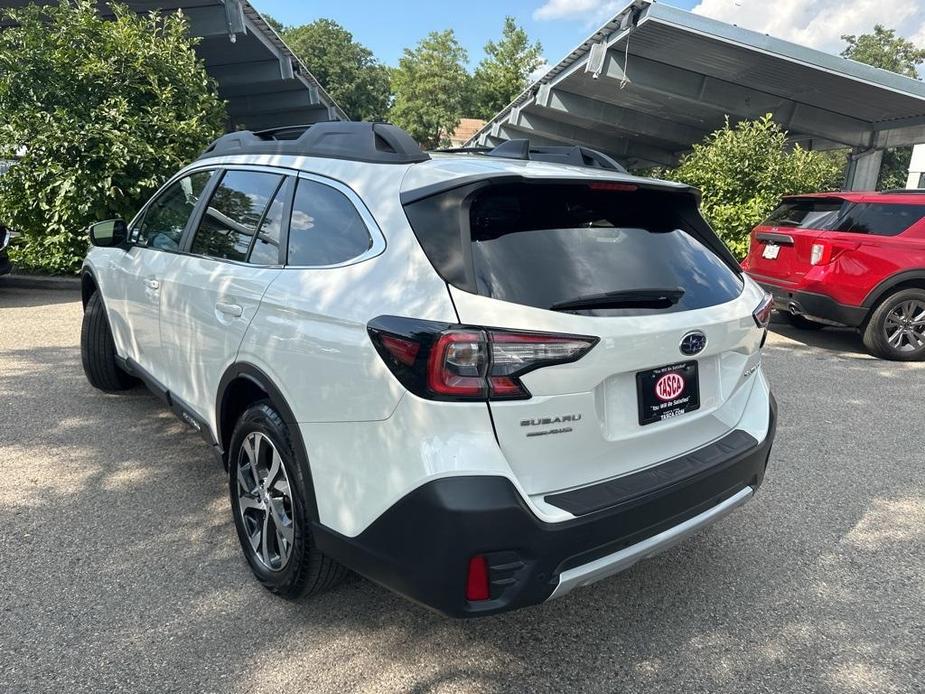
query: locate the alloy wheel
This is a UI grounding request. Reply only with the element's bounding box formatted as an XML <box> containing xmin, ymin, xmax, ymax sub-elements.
<box><xmin>235</xmin><ymin>431</ymin><xmax>295</xmax><ymax>571</ymax></box>
<box><xmin>883</xmin><ymin>299</ymin><xmax>925</xmax><ymax>352</ymax></box>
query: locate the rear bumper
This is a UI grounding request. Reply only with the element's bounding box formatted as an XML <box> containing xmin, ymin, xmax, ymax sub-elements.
<box><xmin>314</xmin><ymin>395</ymin><xmax>777</xmax><ymax>618</ymax></box>
<box><xmin>759</xmin><ymin>281</ymin><xmax>867</xmax><ymax>327</ymax></box>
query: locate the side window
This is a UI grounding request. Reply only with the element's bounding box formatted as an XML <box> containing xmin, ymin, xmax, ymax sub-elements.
<box><xmin>287</xmin><ymin>179</ymin><xmax>372</xmax><ymax>266</ymax></box>
<box><xmin>248</xmin><ymin>177</ymin><xmax>292</xmax><ymax>266</ymax></box>
<box><xmin>191</xmin><ymin>170</ymin><xmax>283</xmax><ymax>262</ymax></box>
<box><xmin>135</xmin><ymin>171</ymin><xmax>213</xmax><ymax>250</ymax></box>
<box><xmin>843</xmin><ymin>203</ymin><xmax>925</xmax><ymax>236</ymax></box>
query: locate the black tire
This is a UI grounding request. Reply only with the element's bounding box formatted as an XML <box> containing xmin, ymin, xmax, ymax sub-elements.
<box><xmin>80</xmin><ymin>291</ymin><xmax>136</xmax><ymax>392</ymax></box>
<box><xmin>862</xmin><ymin>288</ymin><xmax>925</xmax><ymax>361</ymax></box>
<box><xmin>228</xmin><ymin>402</ymin><xmax>346</xmax><ymax>598</ymax></box>
<box><xmin>782</xmin><ymin>311</ymin><xmax>825</xmax><ymax>331</ymax></box>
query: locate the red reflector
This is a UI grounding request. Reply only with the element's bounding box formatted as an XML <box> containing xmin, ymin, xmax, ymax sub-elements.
<box><xmin>465</xmin><ymin>555</ymin><xmax>490</xmax><ymax>601</ymax></box>
<box><xmin>379</xmin><ymin>334</ymin><xmax>420</xmax><ymax>366</ymax></box>
<box><xmin>588</xmin><ymin>182</ymin><xmax>637</xmax><ymax>192</ymax></box>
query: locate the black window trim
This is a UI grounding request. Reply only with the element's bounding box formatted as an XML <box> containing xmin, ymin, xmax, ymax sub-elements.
<box><xmin>129</xmin><ymin>168</ymin><xmax>219</xmax><ymax>252</ymax></box>
<box><xmin>183</xmin><ymin>167</ymin><xmax>290</xmax><ymax>265</ymax></box>
<box><xmin>282</xmin><ymin>171</ymin><xmax>385</xmax><ymax>269</ymax></box>
<box><xmin>247</xmin><ymin>175</ymin><xmax>294</xmax><ymax>266</ymax></box>
<box><xmin>126</xmin><ymin>163</ymin><xmax>384</xmax><ymax>269</ymax></box>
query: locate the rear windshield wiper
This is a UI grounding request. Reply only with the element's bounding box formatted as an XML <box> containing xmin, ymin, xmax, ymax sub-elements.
<box><xmin>550</xmin><ymin>288</ymin><xmax>685</xmax><ymax>312</ymax></box>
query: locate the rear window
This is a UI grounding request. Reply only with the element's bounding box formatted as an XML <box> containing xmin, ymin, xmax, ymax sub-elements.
<box><xmin>404</xmin><ymin>181</ymin><xmax>743</xmax><ymax>315</ymax></box>
<box><xmin>764</xmin><ymin>199</ymin><xmax>849</xmax><ymax>229</ymax></box>
<box><xmin>764</xmin><ymin>198</ymin><xmax>925</xmax><ymax>236</ymax></box>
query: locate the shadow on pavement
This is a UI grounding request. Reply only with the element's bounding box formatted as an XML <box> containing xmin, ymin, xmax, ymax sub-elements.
<box><xmin>0</xmin><ymin>284</ymin><xmax>80</xmax><ymax>309</ymax></box>
<box><xmin>0</xmin><ymin>289</ymin><xmax>922</xmax><ymax>694</ymax></box>
<box><xmin>767</xmin><ymin>313</ymin><xmax>871</xmax><ymax>358</ymax></box>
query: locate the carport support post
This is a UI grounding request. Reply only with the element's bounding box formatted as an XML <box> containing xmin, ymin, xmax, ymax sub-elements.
<box><xmin>845</xmin><ymin>149</ymin><xmax>884</xmax><ymax>191</ymax></box>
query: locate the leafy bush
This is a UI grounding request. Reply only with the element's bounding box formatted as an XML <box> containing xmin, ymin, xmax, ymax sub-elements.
<box><xmin>660</xmin><ymin>115</ymin><xmax>843</xmax><ymax>258</ymax></box>
<box><xmin>0</xmin><ymin>0</ymin><xmax>225</xmax><ymax>274</ymax></box>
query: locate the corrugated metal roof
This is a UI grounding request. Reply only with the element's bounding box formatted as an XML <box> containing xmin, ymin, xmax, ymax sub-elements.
<box><xmin>468</xmin><ymin>0</ymin><xmax>925</xmax><ymax>168</ymax></box>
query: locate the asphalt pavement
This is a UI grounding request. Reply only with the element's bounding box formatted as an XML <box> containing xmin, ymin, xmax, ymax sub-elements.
<box><xmin>1</xmin><ymin>286</ymin><xmax>922</xmax><ymax>694</ymax></box>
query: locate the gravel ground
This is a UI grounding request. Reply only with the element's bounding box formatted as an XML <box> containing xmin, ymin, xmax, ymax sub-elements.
<box><xmin>1</xmin><ymin>287</ymin><xmax>922</xmax><ymax>694</ymax></box>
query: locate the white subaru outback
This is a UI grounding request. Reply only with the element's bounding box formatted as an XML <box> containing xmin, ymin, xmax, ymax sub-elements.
<box><xmin>81</xmin><ymin>122</ymin><xmax>776</xmax><ymax>617</ymax></box>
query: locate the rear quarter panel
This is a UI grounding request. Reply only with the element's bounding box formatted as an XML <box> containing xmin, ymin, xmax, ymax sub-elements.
<box><xmin>827</xmin><ymin>224</ymin><xmax>925</xmax><ymax>307</ymax></box>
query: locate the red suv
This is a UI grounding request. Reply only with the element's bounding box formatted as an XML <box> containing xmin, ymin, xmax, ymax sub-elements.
<box><xmin>742</xmin><ymin>191</ymin><xmax>925</xmax><ymax>360</ymax></box>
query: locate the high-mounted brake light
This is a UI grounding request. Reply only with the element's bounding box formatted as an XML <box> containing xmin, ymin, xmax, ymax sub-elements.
<box><xmin>753</xmin><ymin>293</ymin><xmax>774</xmax><ymax>329</ymax></box>
<box><xmin>368</xmin><ymin>316</ymin><xmax>598</xmax><ymax>402</ymax></box>
<box><xmin>588</xmin><ymin>182</ymin><xmax>637</xmax><ymax>192</ymax></box>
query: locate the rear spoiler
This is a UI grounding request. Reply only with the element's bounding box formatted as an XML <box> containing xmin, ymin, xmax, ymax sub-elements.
<box><xmin>401</xmin><ymin>175</ymin><xmax>741</xmax><ymax>278</ymax></box>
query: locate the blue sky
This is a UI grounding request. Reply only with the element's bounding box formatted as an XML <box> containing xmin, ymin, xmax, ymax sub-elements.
<box><xmin>251</xmin><ymin>0</ymin><xmax>700</xmax><ymax>70</ymax></box>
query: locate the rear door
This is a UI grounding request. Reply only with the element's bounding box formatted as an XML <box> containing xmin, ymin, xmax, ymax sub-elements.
<box><xmin>405</xmin><ymin>180</ymin><xmax>767</xmax><ymax>496</ymax></box>
<box><xmin>157</xmin><ymin>167</ymin><xmax>290</xmax><ymax>421</ymax></box>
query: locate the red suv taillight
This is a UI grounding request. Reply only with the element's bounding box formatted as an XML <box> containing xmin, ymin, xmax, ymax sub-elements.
<box><xmin>368</xmin><ymin>316</ymin><xmax>598</xmax><ymax>401</ymax></box>
<box><xmin>810</xmin><ymin>239</ymin><xmax>860</xmax><ymax>266</ymax></box>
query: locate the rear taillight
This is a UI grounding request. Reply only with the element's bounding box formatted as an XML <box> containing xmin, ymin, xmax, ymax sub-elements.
<box><xmin>368</xmin><ymin>316</ymin><xmax>598</xmax><ymax>401</ymax></box>
<box><xmin>753</xmin><ymin>293</ymin><xmax>774</xmax><ymax>329</ymax></box>
<box><xmin>811</xmin><ymin>239</ymin><xmax>859</xmax><ymax>266</ymax></box>
<box><xmin>810</xmin><ymin>242</ymin><xmax>826</xmax><ymax>266</ymax></box>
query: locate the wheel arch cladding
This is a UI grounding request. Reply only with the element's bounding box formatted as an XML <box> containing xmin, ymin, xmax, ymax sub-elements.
<box><xmin>863</xmin><ymin>270</ymin><xmax>925</xmax><ymax>309</ymax></box>
<box><xmin>80</xmin><ymin>269</ymin><xmax>98</xmax><ymax>308</ymax></box>
<box><xmin>216</xmin><ymin>363</ymin><xmax>320</xmax><ymax>522</ymax></box>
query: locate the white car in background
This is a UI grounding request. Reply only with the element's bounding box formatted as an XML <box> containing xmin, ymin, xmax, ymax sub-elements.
<box><xmin>80</xmin><ymin>122</ymin><xmax>776</xmax><ymax>617</ymax></box>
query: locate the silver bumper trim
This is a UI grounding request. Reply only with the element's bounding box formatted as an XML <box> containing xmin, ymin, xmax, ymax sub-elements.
<box><xmin>547</xmin><ymin>485</ymin><xmax>754</xmax><ymax>600</ymax></box>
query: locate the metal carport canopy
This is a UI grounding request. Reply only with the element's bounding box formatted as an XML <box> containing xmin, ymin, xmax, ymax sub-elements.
<box><xmin>468</xmin><ymin>0</ymin><xmax>925</xmax><ymax>184</ymax></box>
<box><xmin>0</xmin><ymin>0</ymin><xmax>347</xmax><ymax>129</ymax></box>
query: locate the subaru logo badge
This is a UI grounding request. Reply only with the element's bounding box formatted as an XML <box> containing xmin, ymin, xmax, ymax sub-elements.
<box><xmin>680</xmin><ymin>330</ymin><xmax>707</xmax><ymax>356</ymax></box>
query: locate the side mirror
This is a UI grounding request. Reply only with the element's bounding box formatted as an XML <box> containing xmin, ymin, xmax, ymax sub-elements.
<box><xmin>89</xmin><ymin>219</ymin><xmax>128</xmax><ymax>248</ymax></box>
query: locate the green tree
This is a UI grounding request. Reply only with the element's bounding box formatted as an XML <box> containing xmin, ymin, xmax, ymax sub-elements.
<box><xmin>661</xmin><ymin>115</ymin><xmax>842</xmax><ymax>258</ymax></box>
<box><xmin>390</xmin><ymin>30</ymin><xmax>469</xmax><ymax>149</ymax></box>
<box><xmin>282</xmin><ymin>19</ymin><xmax>390</xmax><ymax>121</ymax></box>
<box><xmin>0</xmin><ymin>0</ymin><xmax>225</xmax><ymax>274</ymax></box>
<box><xmin>841</xmin><ymin>25</ymin><xmax>925</xmax><ymax>78</ymax></box>
<box><xmin>260</xmin><ymin>13</ymin><xmax>285</xmax><ymax>34</ymax></box>
<box><xmin>472</xmin><ymin>17</ymin><xmax>544</xmax><ymax>120</ymax></box>
<box><xmin>840</xmin><ymin>26</ymin><xmax>925</xmax><ymax>189</ymax></box>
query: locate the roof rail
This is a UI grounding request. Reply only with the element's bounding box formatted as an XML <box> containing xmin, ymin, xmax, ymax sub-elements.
<box><xmin>881</xmin><ymin>188</ymin><xmax>925</xmax><ymax>194</ymax></box>
<box><xmin>435</xmin><ymin>139</ymin><xmax>626</xmax><ymax>172</ymax></box>
<box><xmin>198</xmin><ymin>121</ymin><xmax>430</xmax><ymax>165</ymax></box>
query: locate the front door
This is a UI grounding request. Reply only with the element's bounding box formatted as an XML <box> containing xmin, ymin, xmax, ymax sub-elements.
<box><xmin>112</xmin><ymin>170</ymin><xmax>215</xmax><ymax>383</ymax></box>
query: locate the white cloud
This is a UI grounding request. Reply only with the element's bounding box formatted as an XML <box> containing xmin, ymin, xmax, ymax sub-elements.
<box><xmin>691</xmin><ymin>0</ymin><xmax>925</xmax><ymax>57</ymax></box>
<box><xmin>533</xmin><ymin>0</ymin><xmax>623</xmax><ymax>23</ymax></box>
<box><xmin>529</xmin><ymin>60</ymin><xmax>551</xmax><ymax>82</ymax></box>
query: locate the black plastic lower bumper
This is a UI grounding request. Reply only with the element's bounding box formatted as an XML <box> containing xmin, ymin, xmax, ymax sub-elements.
<box><xmin>759</xmin><ymin>283</ymin><xmax>867</xmax><ymax>328</ymax></box>
<box><xmin>0</xmin><ymin>251</ymin><xmax>11</xmax><ymax>276</ymax></box>
<box><xmin>314</xmin><ymin>396</ymin><xmax>777</xmax><ymax>618</ymax></box>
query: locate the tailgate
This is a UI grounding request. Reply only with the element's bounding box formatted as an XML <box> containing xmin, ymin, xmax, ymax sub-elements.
<box><xmin>746</xmin><ymin>226</ymin><xmax>822</xmax><ymax>286</ymax></box>
<box><xmin>451</xmin><ymin>285</ymin><xmax>767</xmax><ymax>496</ymax></box>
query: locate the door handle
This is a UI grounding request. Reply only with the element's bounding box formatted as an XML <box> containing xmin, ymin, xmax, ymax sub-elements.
<box><xmin>216</xmin><ymin>302</ymin><xmax>243</xmax><ymax>318</ymax></box>
<box><xmin>144</xmin><ymin>278</ymin><xmax>160</xmax><ymax>290</ymax></box>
